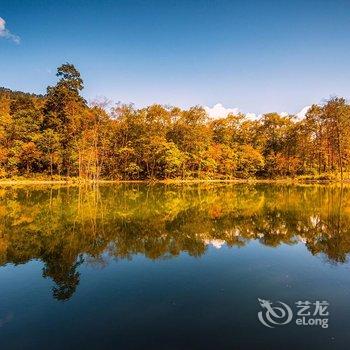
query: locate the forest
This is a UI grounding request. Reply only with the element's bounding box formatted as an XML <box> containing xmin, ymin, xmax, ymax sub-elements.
<box><xmin>1</xmin><ymin>63</ymin><xmax>350</xmax><ymax>181</ymax></box>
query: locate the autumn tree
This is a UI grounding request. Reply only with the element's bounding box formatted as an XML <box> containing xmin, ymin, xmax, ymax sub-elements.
<box><xmin>43</xmin><ymin>63</ymin><xmax>87</xmax><ymax>176</ymax></box>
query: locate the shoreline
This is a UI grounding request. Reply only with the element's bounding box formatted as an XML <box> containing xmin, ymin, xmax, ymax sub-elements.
<box><xmin>0</xmin><ymin>178</ymin><xmax>349</xmax><ymax>186</ymax></box>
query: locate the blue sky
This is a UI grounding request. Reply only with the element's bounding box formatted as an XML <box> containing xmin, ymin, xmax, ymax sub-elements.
<box><xmin>1</xmin><ymin>0</ymin><xmax>350</xmax><ymax>116</ymax></box>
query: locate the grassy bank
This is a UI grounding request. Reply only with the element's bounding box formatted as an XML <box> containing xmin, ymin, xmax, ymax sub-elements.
<box><xmin>1</xmin><ymin>175</ymin><xmax>350</xmax><ymax>186</ymax></box>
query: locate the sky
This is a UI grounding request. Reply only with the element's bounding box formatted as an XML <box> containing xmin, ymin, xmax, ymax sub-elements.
<box><xmin>1</xmin><ymin>0</ymin><xmax>350</xmax><ymax>117</ymax></box>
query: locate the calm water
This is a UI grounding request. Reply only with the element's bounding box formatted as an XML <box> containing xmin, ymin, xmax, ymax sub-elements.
<box><xmin>0</xmin><ymin>184</ymin><xmax>350</xmax><ymax>349</ymax></box>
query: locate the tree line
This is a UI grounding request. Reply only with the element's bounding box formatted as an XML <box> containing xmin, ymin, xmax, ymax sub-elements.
<box><xmin>1</xmin><ymin>63</ymin><xmax>350</xmax><ymax>180</ymax></box>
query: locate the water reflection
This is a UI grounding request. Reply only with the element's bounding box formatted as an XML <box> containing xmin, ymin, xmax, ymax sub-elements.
<box><xmin>1</xmin><ymin>183</ymin><xmax>350</xmax><ymax>301</ymax></box>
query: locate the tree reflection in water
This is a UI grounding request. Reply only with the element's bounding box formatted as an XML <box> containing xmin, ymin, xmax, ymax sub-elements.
<box><xmin>0</xmin><ymin>183</ymin><xmax>350</xmax><ymax>300</ymax></box>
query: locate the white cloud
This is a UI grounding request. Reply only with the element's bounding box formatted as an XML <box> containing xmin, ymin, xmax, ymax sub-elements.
<box><xmin>204</xmin><ymin>103</ymin><xmax>239</xmax><ymax>119</ymax></box>
<box><xmin>0</xmin><ymin>17</ymin><xmax>20</xmax><ymax>44</ymax></box>
<box><xmin>205</xmin><ymin>103</ymin><xmax>311</xmax><ymax>121</ymax></box>
<box><xmin>295</xmin><ymin>106</ymin><xmax>311</xmax><ymax>120</ymax></box>
<box><xmin>246</xmin><ymin>112</ymin><xmax>259</xmax><ymax>120</ymax></box>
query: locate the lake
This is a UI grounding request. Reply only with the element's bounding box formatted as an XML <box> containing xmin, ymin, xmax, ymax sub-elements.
<box><xmin>0</xmin><ymin>183</ymin><xmax>349</xmax><ymax>349</ymax></box>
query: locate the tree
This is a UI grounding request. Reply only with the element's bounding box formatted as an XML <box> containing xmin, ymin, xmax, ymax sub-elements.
<box><xmin>1</xmin><ymin>64</ymin><xmax>350</xmax><ymax>181</ymax></box>
<box><xmin>43</xmin><ymin>63</ymin><xmax>87</xmax><ymax>176</ymax></box>
<box><xmin>37</xmin><ymin>129</ymin><xmax>61</xmax><ymax>177</ymax></box>
<box><xmin>236</xmin><ymin>145</ymin><xmax>264</xmax><ymax>178</ymax></box>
